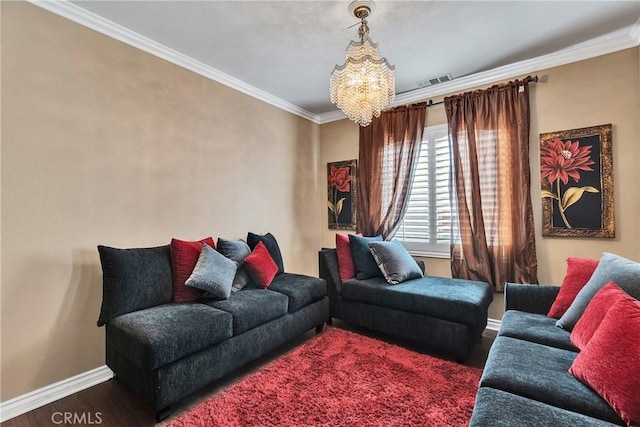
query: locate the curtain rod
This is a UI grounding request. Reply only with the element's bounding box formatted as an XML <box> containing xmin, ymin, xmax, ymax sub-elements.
<box><xmin>425</xmin><ymin>75</ymin><xmax>539</xmax><ymax>108</ymax></box>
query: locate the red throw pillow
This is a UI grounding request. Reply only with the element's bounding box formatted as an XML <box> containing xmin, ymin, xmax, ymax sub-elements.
<box><xmin>547</xmin><ymin>257</ymin><xmax>599</xmax><ymax>318</ymax></box>
<box><xmin>170</xmin><ymin>237</ymin><xmax>215</xmax><ymax>302</ymax></box>
<box><xmin>244</xmin><ymin>241</ymin><xmax>278</xmax><ymax>288</ymax></box>
<box><xmin>571</xmin><ymin>282</ymin><xmax>635</xmax><ymax>350</ymax></box>
<box><xmin>336</xmin><ymin>233</ymin><xmax>358</xmax><ymax>282</ymax></box>
<box><xmin>569</xmin><ymin>298</ymin><xmax>640</xmax><ymax>426</ymax></box>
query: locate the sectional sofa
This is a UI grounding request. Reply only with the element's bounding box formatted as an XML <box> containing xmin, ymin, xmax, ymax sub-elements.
<box><xmin>471</xmin><ymin>252</ymin><xmax>640</xmax><ymax>426</ymax></box>
<box><xmin>97</xmin><ymin>239</ymin><xmax>329</xmax><ymax>421</ymax></box>
<box><xmin>471</xmin><ymin>283</ymin><xmax>625</xmax><ymax>426</ymax></box>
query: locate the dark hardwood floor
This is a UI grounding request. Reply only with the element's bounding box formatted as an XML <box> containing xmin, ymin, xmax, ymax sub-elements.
<box><xmin>2</xmin><ymin>322</ymin><xmax>496</xmax><ymax>427</ymax></box>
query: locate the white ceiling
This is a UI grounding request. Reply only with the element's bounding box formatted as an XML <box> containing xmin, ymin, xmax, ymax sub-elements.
<box><xmin>38</xmin><ymin>1</ymin><xmax>640</xmax><ymax>122</ymax></box>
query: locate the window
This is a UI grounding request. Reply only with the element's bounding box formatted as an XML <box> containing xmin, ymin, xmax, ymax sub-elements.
<box><xmin>395</xmin><ymin>124</ymin><xmax>452</xmax><ymax>257</ymax></box>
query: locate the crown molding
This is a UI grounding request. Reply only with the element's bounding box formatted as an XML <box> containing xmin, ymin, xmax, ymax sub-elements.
<box><xmin>27</xmin><ymin>1</ymin><xmax>639</xmax><ymax>127</ymax></box>
<box><xmin>317</xmin><ymin>109</ymin><xmax>347</xmax><ymax>124</ymax></box>
<box><xmin>630</xmin><ymin>19</ymin><xmax>640</xmax><ymax>45</ymax></box>
<box><xmin>27</xmin><ymin>0</ymin><xmax>323</xmax><ymax>124</ymax></box>
<box><xmin>318</xmin><ymin>26</ymin><xmax>640</xmax><ymax>125</ymax></box>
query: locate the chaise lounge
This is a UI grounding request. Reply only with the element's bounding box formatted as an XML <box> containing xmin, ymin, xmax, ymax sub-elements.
<box><xmin>319</xmin><ymin>245</ymin><xmax>493</xmax><ymax>360</ymax></box>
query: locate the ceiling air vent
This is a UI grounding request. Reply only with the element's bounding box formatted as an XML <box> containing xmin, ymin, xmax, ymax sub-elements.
<box><xmin>417</xmin><ymin>73</ymin><xmax>453</xmax><ymax>88</ymax></box>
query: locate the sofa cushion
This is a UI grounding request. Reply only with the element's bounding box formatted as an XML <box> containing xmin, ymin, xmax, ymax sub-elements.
<box><xmin>170</xmin><ymin>237</ymin><xmax>216</xmax><ymax>303</ymax></box>
<box><xmin>106</xmin><ymin>303</ymin><xmax>233</xmax><ymax>370</ymax></box>
<box><xmin>547</xmin><ymin>257</ymin><xmax>599</xmax><ymax>319</ymax></box>
<box><xmin>186</xmin><ymin>244</ymin><xmax>236</xmax><ymax>299</ymax></box>
<box><xmin>342</xmin><ymin>276</ymin><xmax>492</xmax><ymax>326</ymax></box>
<box><xmin>336</xmin><ymin>233</ymin><xmax>357</xmax><ymax>282</ymax></box>
<box><xmin>470</xmin><ymin>387</ymin><xmax>622</xmax><ymax>427</ymax></box>
<box><xmin>480</xmin><ymin>336</ymin><xmax>623</xmax><ymax>424</ymax></box>
<box><xmin>570</xmin><ymin>297</ymin><xmax>640</xmax><ymax>427</ymax></box>
<box><xmin>217</xmin><ymin>237</ymin><xmax>253</xmax><ymax>292</ymax></box>
<box><xmin>244</xmin><ymin>242</ymin><xmax>279</xmax><ymax>288</ymax></box>
<box><xmin>368</xmin><ymin>240</ymin><xmax>423</xmax><ymax>284</ymax></box>
<box><xmin>499</xmin><ymin>310</ymin><xmax>576</xmax><ymax>352</ymax></box>
<box><xmin>247</xmin><ymin>232</ymin><xmax>284</xmax><ymax>274</ymax></box>
<box><xmin>349</xmin><ymin>234</ymin><xmax>383</xmax><ymax>280</ymax></box>
<box><xmin>558</xmin><ymin>252</ymin><xmax>640</xmax><ymax>330</ymax></box>
<box><xmin>217</xmin><ymin>238</ymin><xmax>252</xmax><ymax>262</ymax></box>
<box><xmin>205</xmin><ymin>289</ymin><xmax>288</xmax><ymax>335</ymax></box>
<box><xmin>570</xmin><ymin>282</ymin><xmax>634</xmax><ymax>350</ymax></box>
<box><xmin>268</xmin><ymin>273</ymin><xmax>327</xmax><ymax>313</ymax></box>
<box><xmin>97</xmin><ymin>245</ymin><xmax>173</xmax><ymax>326</ymax></box>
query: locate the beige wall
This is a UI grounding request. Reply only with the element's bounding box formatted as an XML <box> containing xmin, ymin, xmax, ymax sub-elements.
<box><xmin>319</xmin><ymin>47</ymin><xmax>640</xmax><ymax>321</ymax></box>
<box><xmin>1</xmin><ymin>2</ymin><xmax>320</xmax><ymax>401</ymax></box>
<box><xmin>531</xmin><ymin>49</ymin><xmax>639</xmax><ymax>284</ymax></box>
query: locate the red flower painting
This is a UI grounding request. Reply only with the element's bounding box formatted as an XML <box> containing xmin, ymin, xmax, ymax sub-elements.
<box><xmin>541</xmin><ymin>137</ymin><xmax>599</xmax><ymax>228</ymax></box>
<box><xmin>328</xmin><ymin>165</ymin><xmax>352</xmax><ymax>193</ymax></box>
<box><xmin>328</xmin><ymin>165</ymin><xmax>353</xmax><ymax>225</ymax></box>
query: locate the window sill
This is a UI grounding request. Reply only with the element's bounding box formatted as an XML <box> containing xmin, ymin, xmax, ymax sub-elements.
<box><xmin>406</xmin><ymin>250</ymin><xmax>449</xmax><ymax>259</ymax></box>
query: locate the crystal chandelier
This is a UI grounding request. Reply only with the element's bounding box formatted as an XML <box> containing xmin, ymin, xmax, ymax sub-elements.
<box><xmin>330</xmin><ymin>0</ymin><xmax>395</xmax><ymax>127</ymax></box>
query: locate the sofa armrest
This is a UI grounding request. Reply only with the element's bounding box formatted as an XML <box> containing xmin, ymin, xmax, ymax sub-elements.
<box><xmin>318</xmin><ymin>249</ymin><xmax>342</xmax><ymax>297</ymax></box>
<box><xmin>504</xmin><ymin>283</ymin><xmax>560</xmax><ymax>314</ymax></box>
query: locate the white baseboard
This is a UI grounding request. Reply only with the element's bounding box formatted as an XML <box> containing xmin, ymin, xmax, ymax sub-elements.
<box><xmin>0</xmin><ymin>365</ymin><xmax>113</xmax><ymax>423</ymax></box>
<box><xmin>1</xmin><ymin>319</ymin><xmax>502</xmax><ymax>422</ymax></box>
<box><xmin>485</xmin><ymin>318</ymin><xmax>502</xmax><ymax>332</ymax></box>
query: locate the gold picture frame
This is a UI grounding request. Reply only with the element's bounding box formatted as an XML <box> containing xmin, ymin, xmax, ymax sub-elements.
<box><xmin>540</xmin><ymin>124</ymin><xmax>614</xmax><ymax>238</ymax></box>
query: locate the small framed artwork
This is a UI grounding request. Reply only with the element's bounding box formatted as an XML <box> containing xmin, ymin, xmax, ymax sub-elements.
<box><xmin>540</xmin><ymin>124</ymin><xmax>614</xmax><ymax>238</ymax></box>
<box><xmin>328</xmin><ymin>159</ymin><xmax>357</xmax><ymax>230</ymax></box>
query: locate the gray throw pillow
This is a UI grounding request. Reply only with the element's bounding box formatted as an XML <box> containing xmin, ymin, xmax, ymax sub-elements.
<box><xmin>217</xmin><ymin>237</ymin><xmax>251</xmax><ymax>262</ymax></box>
<box><xmin>186</xmin><ymin>244</ymin><xmax>237</xmax><ymax>299</ymax></box>
<box><xmin>369</xmin><ymin>240</ymin><xmax>424</xmax><ymax>284</ymax></box>
<box><xmin>557</xmin><ymin>252</ymin><xmax>640</xmax><ymax>330</ymax></box>
<box><xmin>349</xmin><ymin>234</ymin><xmax>384</xmax><ymax>280</ymax></box>
<box><xmin>217</xmin><ymin>238</ymin><xmax>253</xmax><ymax>292</ymax></box>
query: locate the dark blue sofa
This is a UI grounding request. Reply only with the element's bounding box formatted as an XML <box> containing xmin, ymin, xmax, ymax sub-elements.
<box><xmin>98</xmin><ymin>244</ymin><xmax>329</xmax><ymax>421</ymax></box>
<box><xmin>470</xmin><ymin>283</ymin><xmax>624</xmax><ymax>426</ymax></box>
<box><xmin>318</xmin><ymin>248</ymin><xmax>493</xmax><ymax>360</ymax></box>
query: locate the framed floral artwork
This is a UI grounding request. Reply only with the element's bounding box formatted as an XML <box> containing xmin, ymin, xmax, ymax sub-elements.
<box><xmin>328</xmin><ymin>160</ymin><xmax>357</xmax><ymax>230</ymax></box>
<box><xmin>540</xmin><ymin>124</ymin><xmax>614</xmax><ymax>238</ymax></box>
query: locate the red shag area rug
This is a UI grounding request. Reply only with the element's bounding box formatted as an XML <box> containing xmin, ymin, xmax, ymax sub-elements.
<box><xmin>169</xmin><ymin>328</ymin><xmax>481</xmax><ymax>427</ymax></box>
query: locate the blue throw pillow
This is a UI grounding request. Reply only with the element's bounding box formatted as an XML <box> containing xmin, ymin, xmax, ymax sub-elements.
<box><xmin>368</xmin><ymin>240</ymin><xmax>424</xmax><ymax>284</ymax></box>
<box><xmin>557</xmin><ymin>252</ymin><xmax>640</xmax><ymax>330</ymax></box>
<box><xmin>186</xmin><ymin>244</ymin><xmax>237</xmax><ymax>299</ymax></box>
<box><xmin>349</xmin><ymin>234</ymin><xmax>384</xmax><ymax>280</ymax></box>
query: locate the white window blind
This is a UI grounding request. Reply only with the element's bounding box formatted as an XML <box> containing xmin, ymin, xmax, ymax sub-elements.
<box><xmin>395</xmin><ymin>124</ymin><xmax>452</xmax><ymax>257</ymax></box>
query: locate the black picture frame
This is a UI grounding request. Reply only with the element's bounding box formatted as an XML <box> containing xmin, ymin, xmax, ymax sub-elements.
<box><xmin>327</xmin><ymin>159</ymin><xmax>357</xmax><ymax>230</ymax></box>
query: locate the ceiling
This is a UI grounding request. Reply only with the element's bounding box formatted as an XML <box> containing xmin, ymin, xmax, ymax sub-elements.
<box><xmin>45</xmin><ymin>1</ymin><xmax>640</xmax><ymax>122</ymax></box>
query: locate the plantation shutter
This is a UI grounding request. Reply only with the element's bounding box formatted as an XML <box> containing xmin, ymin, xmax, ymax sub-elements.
<box><xmin>396</xmin><ymin>124</ymin><xmax>451</xmax><ymax>255</ymax></box>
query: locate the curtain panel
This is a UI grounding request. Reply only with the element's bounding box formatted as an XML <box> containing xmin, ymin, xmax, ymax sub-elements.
<box><xmin>356</xmin><ymin>103</ymin><xmax>427</xmax><ymax>239</ymax></box>
<box><xmin>445</xmin><ymin>80</ymin><xmax>538</xmax><ymax>291</ymax></box>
